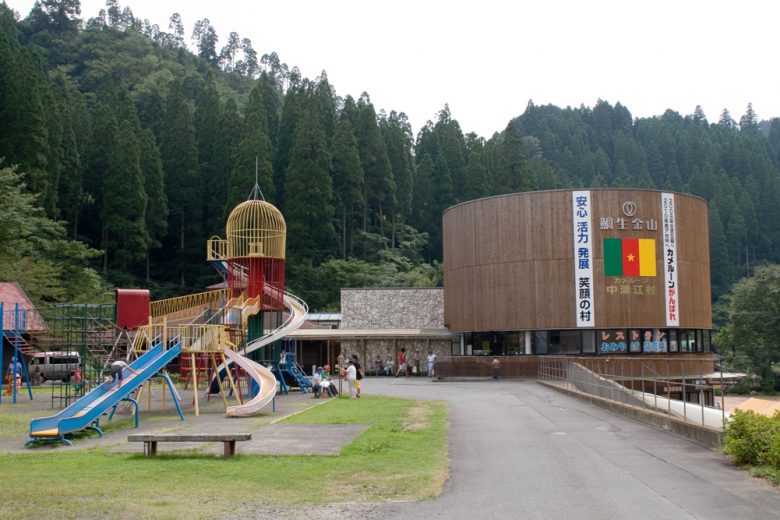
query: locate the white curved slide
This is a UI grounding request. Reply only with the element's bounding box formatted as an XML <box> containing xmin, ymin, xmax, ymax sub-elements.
<box><xmin>210</xmin><ymin>289</ymin><xmax>308</xmax><ymax>411</ymax></box>
<box><xmin>224</xmin><ymin>346</ymin><xmax>277</xmax><ymax>416</ymax></box>
<box><xmin>245</xmin><ymin>289</ymin><xmax>308</xmax><ymax>353</ymax></box>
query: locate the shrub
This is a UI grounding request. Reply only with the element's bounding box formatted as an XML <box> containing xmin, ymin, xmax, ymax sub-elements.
<box><xmin>763</xmin><ymin>411</ymin><xmax>780</xmax><ymax>467</ymax></box>
<box><xmin>723</xmin><ymin>410</ymin><xmax>778</xmax><ymax>466</ymax></box>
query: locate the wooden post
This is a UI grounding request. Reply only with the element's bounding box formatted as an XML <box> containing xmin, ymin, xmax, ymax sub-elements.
<box><xmin>221</xmin><ymin>352</ymin><xmax>241</xmax><ymax>405</ymax></box>
<box><xmin>191</xmin><ymin>353</ymin><xmax>199</xmax><ymax>416</ymax></box>
<box><xmin>211</xmin><ymin>353</ymin><xmax>228</xmax><ymax>407</ymax></box>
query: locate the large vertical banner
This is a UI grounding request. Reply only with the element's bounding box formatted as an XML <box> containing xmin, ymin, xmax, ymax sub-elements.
<box><xmin>573</xmin><ymin>191</ymin><xmax>594</xmax><ymax>327</ymax></box>
<box><xmin>662</xmin><ymin>193</ymin><xmax>679</xmax><ymax>326</ymax></box>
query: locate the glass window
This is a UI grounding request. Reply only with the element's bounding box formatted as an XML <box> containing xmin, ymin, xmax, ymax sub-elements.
<box><xmin>451</xmin><ymin>334</ymin><xmax>463</xmax><ymax>355</ymax></box>
<box><xmin>550</xmin><ymin>330</ymin><xmax>581</xmax><ymax>354</ymax></box>
<box><xmin>679</xmin><ymin>330</ymin><xmax>693</xmax><ymax>353</ymax></box>
<box><xmin>467</xmin><ymin>332</ymin><xmax>489</xmax><ymax>356</ymax></box>
<box><xmin>492</xmin><ymin>333</ymin><xmax>507</xmax><ymax>356</ymax></box>
<box><xmin>533</xmin><ymin>331</ymin><xmax>549</xmax><ymax>355</ymax></box>
<box><xmin>628</xmin><ymin>329</ymin><xmax>642</xmax><ymax>353</ymax></box>
<box><xmin>599</xmin><ymin>330</ymin><xmax>628</xmax><ymax>354</ymax></box>
<box><xmin>668</xmin><ymin>329</ymin><xmax>678</xmax><ymax>352</ymax></box>
<box><xmin>582</xmin><ymin>330</ymin><xmax>596</xmax><ymax>354</ymax></box>
<box><xmin>702</xmin><ymin>330</ymin><xmax>711</xmax><ymax>352</ymax></box>
<box><xmin>642</xmin><ymin>329</ymin><xmax>667</xmax><ymax>353</ymax></box>
<box><xmin>505</xmin><ymin>332</ymin><xmax>524</xmax><ymax>355</ymax></box>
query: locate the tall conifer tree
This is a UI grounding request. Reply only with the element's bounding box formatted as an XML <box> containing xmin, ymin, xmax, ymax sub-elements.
<box><xmin>284</xmin><ymin>106</ymin><xmax>335</xmax><ymax>264</ymax></box>
<box><xmin>494</xmin><ymin>122</ymin><xmax>534</xmax><ymax>194</ymax></box>
<box><xmin>331</xmin><ymin>116</ymin><xmax>364</xmax><ymax>258</ymax></box>
<box><xmin>228</xmin><ymin>84</ymin><xmax>274</xmax><ymax>209</ymax></box>
<box><xmin>160</xmin><ymin>79</ymin><xmax>202</xmax><ymax>286</ymax></box>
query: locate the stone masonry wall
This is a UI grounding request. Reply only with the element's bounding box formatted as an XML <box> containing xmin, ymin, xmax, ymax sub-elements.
<box><xmin>339</xmin><ymin>288</ymin><xmax>449</xmax><ymax>377</ymax></box>
<box><xmin>340</xmin><ymin>288</ymin><xmax>444</xmax><ymax>329</ymax></box>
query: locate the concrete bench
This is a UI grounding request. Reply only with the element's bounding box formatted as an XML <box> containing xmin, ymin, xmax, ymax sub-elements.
<box><xmin>127</xmin><ymin>433</ymin><xmax>252</xmax><ymax>457</ymax></box>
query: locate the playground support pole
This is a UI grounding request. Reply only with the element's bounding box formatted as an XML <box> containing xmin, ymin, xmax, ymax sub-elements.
<box><xmin>191</xmin><ymin>353</ymin><xmax>199</xmax><ymax>416</ymax></box>
<box><xmin>12</xmin><ymin>304</ymin><xmax>32</xmax><ymax>403</ymax></box>
<box><xmin>210</xmin><ymin>353</ymin><xmax>228</xmax><ymax>407</ymax></box>
<box><xmin>13</xmin><ymin>304</ymin><xmax>18</xmax><ymax>403</ymax></box>
<box><xmin>0</xmin><ymin>302</ymin><xmax>3</xmax><ymax>405</ymax></box>
<box><xmin>158</xmin><ymin>372</ymin><xmax>184</xmax><ymax>421</ymax></box>
<box><xmin>221</xmin><ymin>352</ymin><xmax>241</xmax><ymax>405</ymax></box>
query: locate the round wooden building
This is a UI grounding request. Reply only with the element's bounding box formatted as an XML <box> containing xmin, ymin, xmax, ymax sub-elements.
<box><xmin>443</xmin><ymin>189</ymin><xmax>712</xmax><ymax>356</ymax></box>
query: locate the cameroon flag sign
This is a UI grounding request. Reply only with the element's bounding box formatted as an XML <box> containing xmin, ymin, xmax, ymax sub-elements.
<box><xmin>604</xmin><ymin>238</ymin><xmax>656</xmax><ymax>277</ymax></box>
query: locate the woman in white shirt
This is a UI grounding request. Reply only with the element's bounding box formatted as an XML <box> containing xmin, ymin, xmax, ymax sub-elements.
<box><xmin>346</xmin><ymin>360</ymin><xmax>357</xmax><ymax>399</ymax></box>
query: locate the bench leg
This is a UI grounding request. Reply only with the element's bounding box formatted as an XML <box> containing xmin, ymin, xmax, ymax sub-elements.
<box><xmin>224</xmin><ymin>440</ymin><xmax>236</xmax><ymax>457</ymax></box>
<box><xmin>144</xmin><ymin>441</ymin><xmax>157</xmax><ymax>456</ymax></box>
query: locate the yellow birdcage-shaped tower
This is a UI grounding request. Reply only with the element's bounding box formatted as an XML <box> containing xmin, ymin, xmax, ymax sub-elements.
<box><xmin>207</xmin><ymin>184</ymin><xmax>286</xmax><ymax>310</ymax></box>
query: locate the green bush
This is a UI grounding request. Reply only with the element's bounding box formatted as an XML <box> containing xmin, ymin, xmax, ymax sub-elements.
<box><xmin>764</xmin><ymin>411</ymin><xmax>780</xmax><ymax>467</ymax></box>
<box><xmin>723</xmin><ymin>410</ymin><xmax>780</xmax><ymax>466</ymax></box>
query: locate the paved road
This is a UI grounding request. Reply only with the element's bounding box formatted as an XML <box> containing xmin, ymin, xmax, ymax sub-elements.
<box><xmin>367</xmin><ymin>377</ymin><xmax>780</xmax><ymax>520</ymax></box>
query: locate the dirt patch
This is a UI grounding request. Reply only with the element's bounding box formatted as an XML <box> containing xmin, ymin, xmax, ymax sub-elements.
<box><xmin>403</xmin><ymin>402</ymin><xmax>432</xmax><ymax>432</ymax></box>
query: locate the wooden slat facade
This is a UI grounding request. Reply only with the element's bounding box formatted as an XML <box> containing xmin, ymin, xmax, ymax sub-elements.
<box><xmin>443</xmin><ymin>189</ymin><xmax>711</xmax><ymax>332</ymax></box>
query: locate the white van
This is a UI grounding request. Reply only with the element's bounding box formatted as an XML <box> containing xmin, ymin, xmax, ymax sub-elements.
<box><xmin>30</xmin><ymin>351</ymin><xmax>81</xmax><ymax>383</ymax></box>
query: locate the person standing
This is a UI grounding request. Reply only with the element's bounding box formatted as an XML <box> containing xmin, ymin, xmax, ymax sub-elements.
<box><xmin>395</xmin><ymin>348</ymin><xmax>407</xmax><ymax>377</ymax></box>
<box><xmin>351</xmin><ymin>354</ymin><xmax>363</xmax><ymax>397</ymax></box>
<box><xmin>110</xmin><ymin>359</ymin><xmax>139</xmax><ymax>389</ymax></box>
<box><xmin>491</xmin><ymin>357</ymin><xmax>501</xmax><ymax>380</ymax></box>
<box><xmin>6</xmin><ymin>357</ymin><xmax>22</xmax><ymax>395</ymax></box>
<box><xmin>427</xmin><ymin>351</ymin><xmax>437</xmax><ymax>377</ymax></box>
<box><xmin>346</xmin><ymin>359</ymin><xmax>357</xmax><ymax>399</ymax></box>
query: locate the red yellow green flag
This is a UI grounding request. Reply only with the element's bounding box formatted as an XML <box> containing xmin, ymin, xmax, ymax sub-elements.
<box><xmin>603</xmin><ymin>238</ymin><xmax>656</xmax><ymax>277</ymax></box>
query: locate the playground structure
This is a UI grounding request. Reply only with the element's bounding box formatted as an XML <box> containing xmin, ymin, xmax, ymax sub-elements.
<box><xmin>23</xmin><ymin>187</ymin><xmax>312</xmax><ymax>445</ymax></box>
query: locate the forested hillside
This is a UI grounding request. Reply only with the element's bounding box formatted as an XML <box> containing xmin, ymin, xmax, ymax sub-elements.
<box><xmin>2</xmin><ymin>1</ymin><xmax>779</xmax><ymax>315</ymax></box>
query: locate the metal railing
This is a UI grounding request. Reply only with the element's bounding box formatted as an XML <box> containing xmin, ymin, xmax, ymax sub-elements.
<box><xmin>150</xmin><ymin>289</ymin><xmax>230</xmax><ymax>321</ymax></box>
<box><xmin>538</xmin><ymin>356</ymin><xmax>727</xmax><ymax>430</ymax></box>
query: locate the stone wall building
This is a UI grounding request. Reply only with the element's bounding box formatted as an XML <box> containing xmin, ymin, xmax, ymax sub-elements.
<box><xmin>287</xmin><ymin>288</ymin><xmax>452</xmax><ymax>376</ymax></box>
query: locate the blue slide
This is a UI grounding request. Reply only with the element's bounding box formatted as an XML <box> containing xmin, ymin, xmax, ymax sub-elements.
<box><xmin>27</xmin><ymin>341</ymin><xmax>182</xmax><ymax>446</ymax></box>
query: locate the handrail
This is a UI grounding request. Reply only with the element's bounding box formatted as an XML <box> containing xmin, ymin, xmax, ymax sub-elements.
<box><xmin>207</xmin><ymin>237</ymin><xmax>228</xmax><ymax>261</ymax></box>
<box><xmin>150</xmin><ymin>289</ymin><xmax>230</xmax><ymax>319</ymax></box>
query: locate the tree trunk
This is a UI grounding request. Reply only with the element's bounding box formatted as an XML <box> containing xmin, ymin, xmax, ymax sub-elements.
<box><xmin>362</xmin><ymin>189</ymin><xmax>368</xmax><ymax>256</ymax></box>
<box><xmin>180</xmin><ymin>218</ymin><xmax>185</xmax><ymax>287</ymax></box>
<box><xmin>391</xmin><ymin>212</ymin><xmax>396</xmax><ymax>249</ymax></box>
<box><xmin>342</xmin><ymin>207</ymin><xmax>347</xmax><ymax>259</ymax></box>
<box><xmin>378</xmin><ymin>204</ymin><xmax>384</xmax><ymax>238</ymax></box>
<box><xmin>101</xmin><ymin>224</ymin><xmax>108</xmax><ymax>273</ymax></box>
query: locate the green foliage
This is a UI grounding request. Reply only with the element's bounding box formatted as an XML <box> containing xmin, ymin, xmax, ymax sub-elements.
<box><xmin>723</xmin><ymin>410</ymin><xmax>780</xmax><ymax>467</ymax></box>
<box><xmin>2</xmin><ymin>1</ymin><xmax>780</xmax><ymax>313</ymax></box>
<box><xmin>0</xmin><ymin>395</ymin><xmax>447</xmax><ymax>518</ymax></box>
<box><xmin>0</xmin><ymin>165</ymin><xmax>110</xmax><ymax>304</ymax></box>
<box><xmin>716</xmin><ymin>265</ymin><xmax>780</xmax><ymax>391</ymax></box>
<box><xmin>284</xmin><ymin>101</ymin><xmax>335</xmax><ymax>264</ymax></box>
<box><xmin>289</xmin><ymin>238</ymin><xmax>442</xmax><ymax>311</ymax></box>
<box><xmin>228</xmin><ymin>83</ymin><xmax>274</xmax><ymax>208</ymax></box>
<box><xmin>331</xmin><ymin>115</ymin><xmax>364</xmax><ymax>258</ymax></box>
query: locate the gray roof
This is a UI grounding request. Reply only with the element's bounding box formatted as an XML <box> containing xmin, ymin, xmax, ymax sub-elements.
<box><xmin>287</xmin><ymin>328</ymin><xmax>454</xmax><ymax>341</ymax></box>
<box><xmin>306</xmin><ymin>313</ymin><xmax>341</xmax><ymax>321</ymax></box>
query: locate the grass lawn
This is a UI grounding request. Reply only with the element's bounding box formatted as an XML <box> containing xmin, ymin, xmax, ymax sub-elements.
<box><xmin>0</xmin><ymin>395</ymin><xmax>448</xmax><ymax>519</ymax></box>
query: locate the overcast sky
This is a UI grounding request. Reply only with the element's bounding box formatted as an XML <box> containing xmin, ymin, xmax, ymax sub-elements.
<box><xmin>7</xmin><ymin>0</ymin><xmax>779</xmax><ymax>137</ymax></box>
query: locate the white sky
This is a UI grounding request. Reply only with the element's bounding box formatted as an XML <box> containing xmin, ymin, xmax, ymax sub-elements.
<box><xmin>7</xmin><ymin>0</ymin><xmax>779</xmax><ymax>137</ymax></box>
